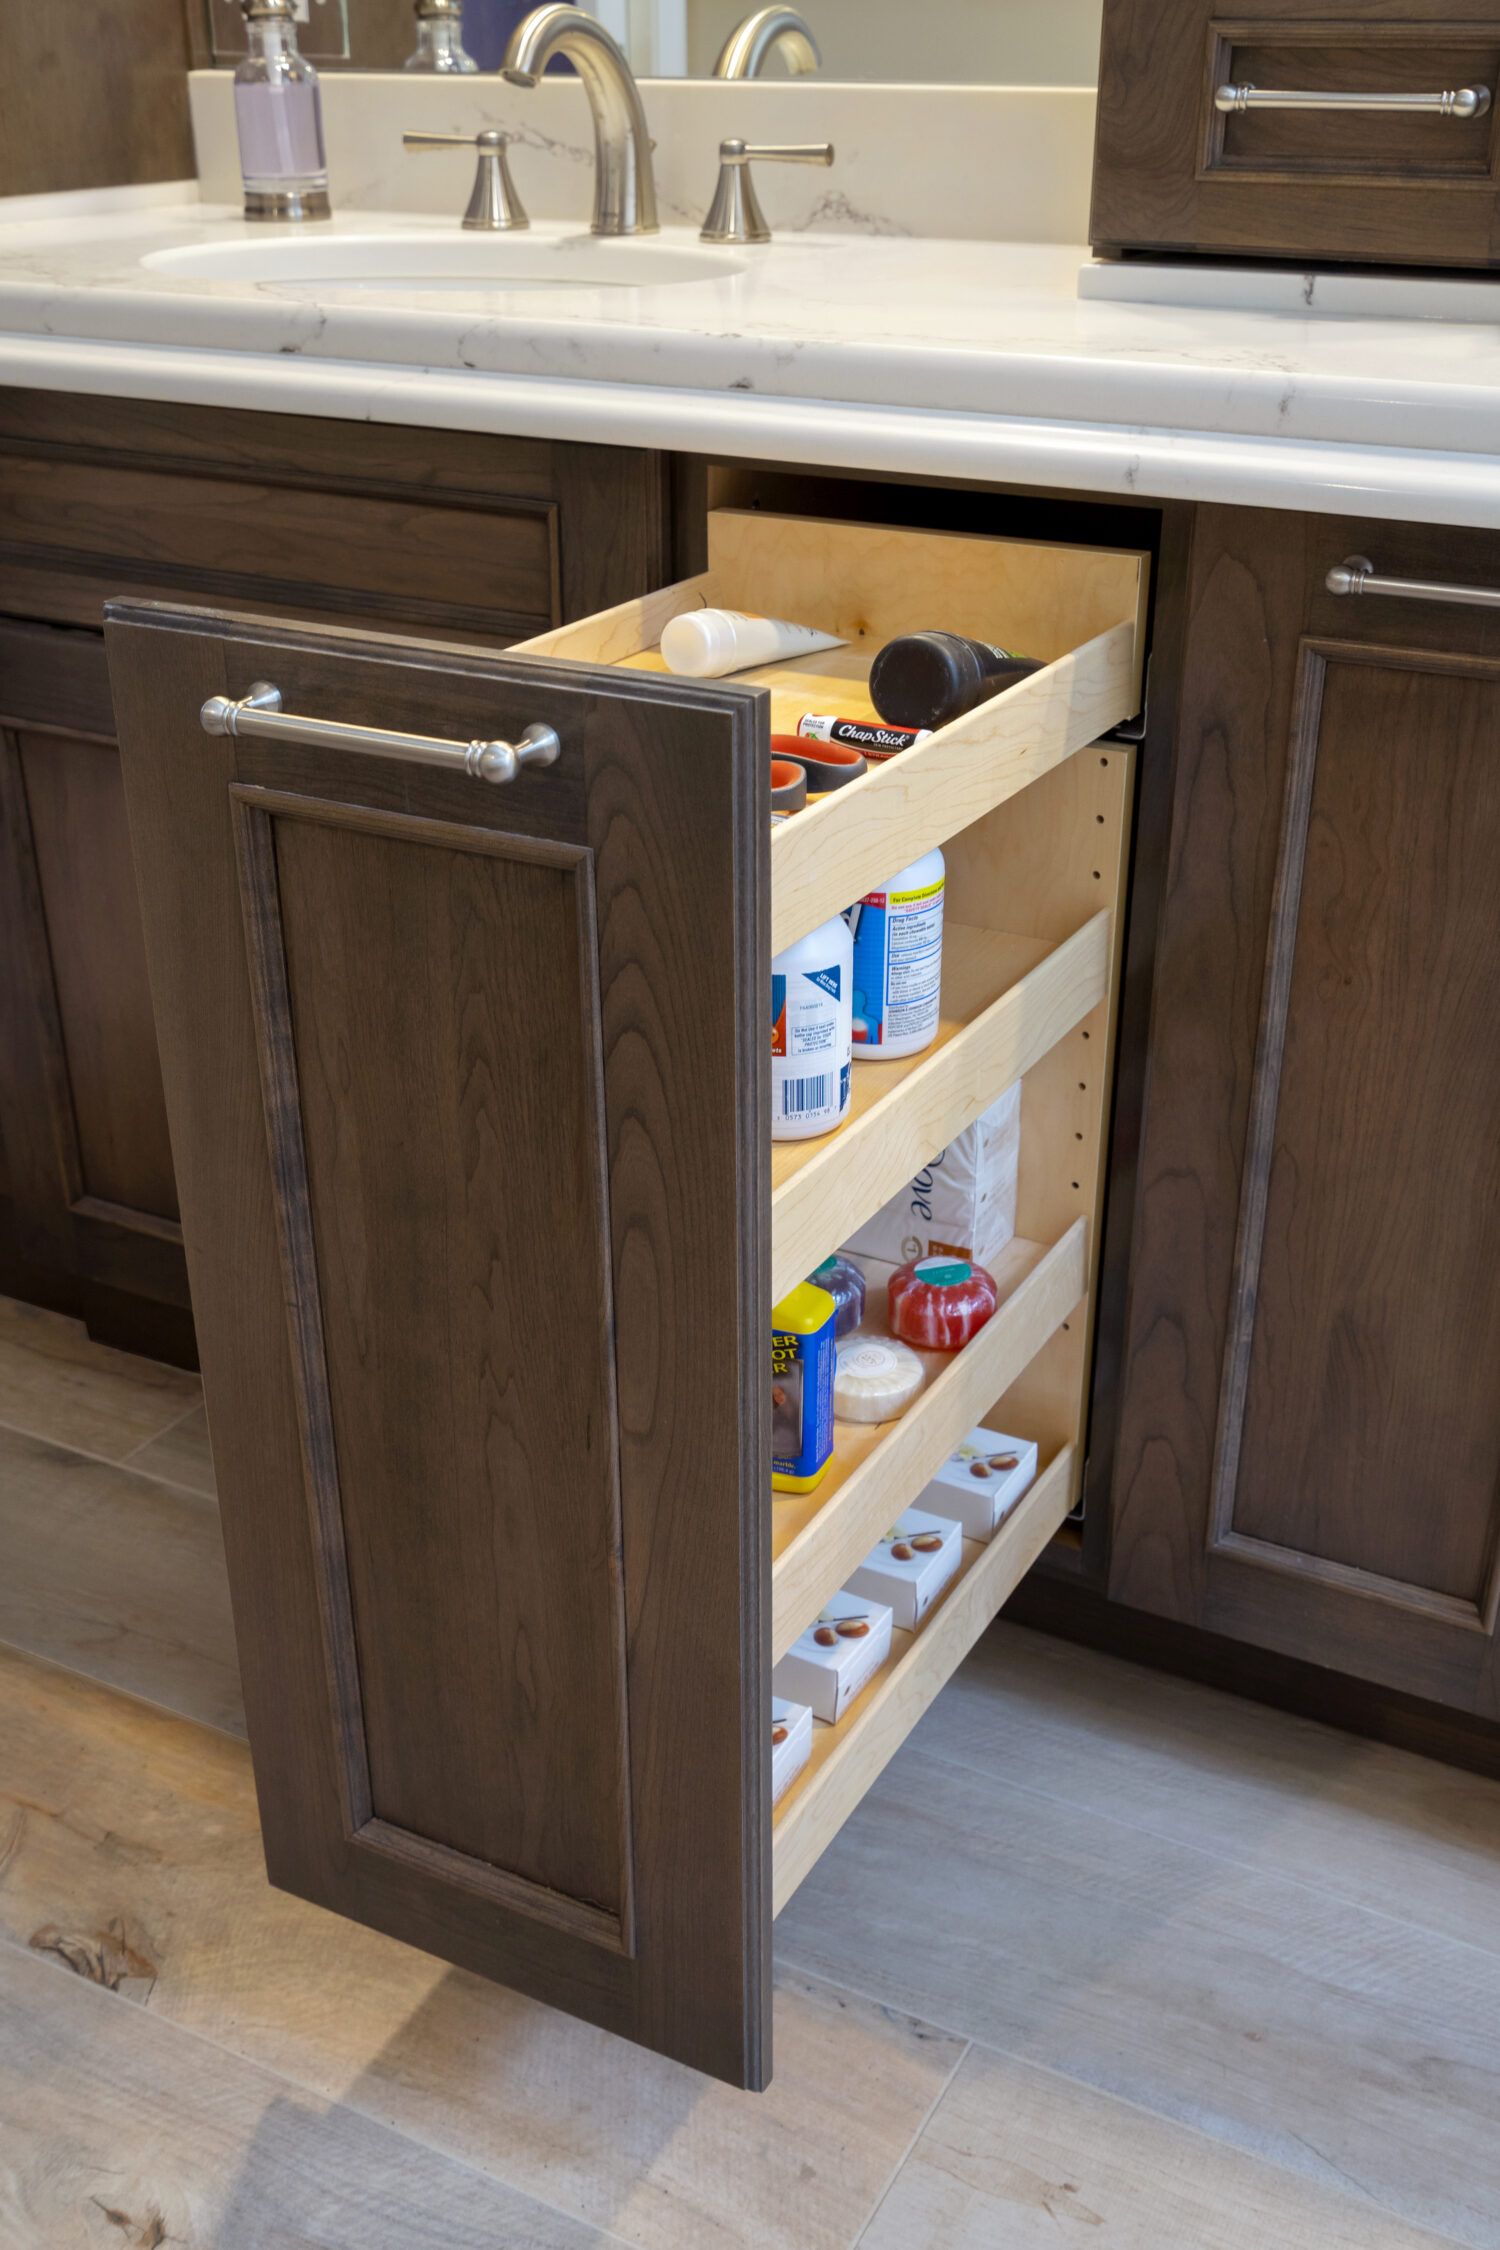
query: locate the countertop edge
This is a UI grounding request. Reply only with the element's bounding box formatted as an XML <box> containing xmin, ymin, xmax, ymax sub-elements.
<box><xmin>3</xmin><ymin>332</ymin><xmax>1497</xmax><ymax>529</ymax></box>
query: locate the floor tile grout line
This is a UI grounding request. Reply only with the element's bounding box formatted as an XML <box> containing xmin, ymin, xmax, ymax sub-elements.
<box><xmin>904</xmin><ymin>1730</ymin><xmax>1500</xmax><ymax>1970</ymax></box>
<box><xmin>0</xmin><ymin>1411</ymin><xmax>217</xmax><ymax>1506</ymax></box>
<box><xmin>0</xmin><ymin>1633</ymin><xmax>248</xmax><ymax>1746</ymax></box>
<box><xmin>951</xmin><ymin>2027</ymin><xmax>1477</xmax><ymax>2250</ymax></box>
<box><xmin>0</xmin><ymin>1928</ymin><xmax>649</xmax><ymax>2250</ymax></box>
<box><xmin>773</xmin><ymin>1949</ymin><xmax>978</xmax><ymax>2063</ymax></box>
<box><xmin>776</xmin><ymin>1950</ymin><xmax>1478</xmax><ymax>2250</ymax></box>
<box><xmin>847</xmin><ymin>2030</ymin><xmax>971</xmax><ymax>2250</ymax></box>
<box><xmin>117</xmin><ymin>1389</ymin><xmax>209</xmax><ymax>1463</ymax></box>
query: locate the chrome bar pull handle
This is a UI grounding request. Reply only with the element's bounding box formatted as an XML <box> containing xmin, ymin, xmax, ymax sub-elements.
<box><xmin>200</xmin><ymin>682</ymin><xmax>562</xmax><ymax>785</ymax></box>
<box><xmin>1216</xmin><ymin>82</ymin><xmax>1490</xmax><ymax>118</ymax></box>
<box><xmin>1325</xmin><ymin>556</ymin><xmax>1500</xmax><ymax>611</ymax></box>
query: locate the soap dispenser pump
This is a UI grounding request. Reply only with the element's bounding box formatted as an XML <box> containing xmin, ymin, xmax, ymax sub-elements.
<box><xmin>233</xmin><ymin>0</ymin><xmax>332</xmax><ymax>221</ymax></box>
<box><xmin>405</xmin><ymin>0</ymin><xmax>478</xmax><ymax>72</ymax></box>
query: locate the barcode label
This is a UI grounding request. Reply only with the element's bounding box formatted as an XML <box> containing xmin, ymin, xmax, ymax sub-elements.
<box><xmin>781</xmin><ymin>1074</ymin><xmax>835</xmax><ymax>1116</ymax></box>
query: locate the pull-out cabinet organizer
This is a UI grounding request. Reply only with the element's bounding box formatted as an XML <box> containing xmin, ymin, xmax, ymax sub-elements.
<box><xmin>106</xmin><ymin>503</ymin><xmax>1146</xmax><ymax>2091</ymax></box>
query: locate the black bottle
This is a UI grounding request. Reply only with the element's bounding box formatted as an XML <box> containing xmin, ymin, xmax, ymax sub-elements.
<box><xmin>869</xmin><ymin>632</ymin><xmax>1044</xmax><ymax>732</ymax></box>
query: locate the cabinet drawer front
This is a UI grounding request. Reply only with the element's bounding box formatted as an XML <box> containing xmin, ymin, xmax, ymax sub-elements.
<box><xmin>0</xmin><ymin>454</ymin><xmax>559</xmax><ymax>643</ymax></box>
<box><xmin>1095</xmin><ymin>0</ymin><xmax>1500</xmax><ymax>266</ymax></box>
<box><xmin>105</xmin><ymin>602</ymin><xmax>769</xmax><ymax>2088</ymax></box>
<box><xmin>1207</xmin><ymin>21</ymin><xmax>1500</xmax><ymax>186</ymax></box>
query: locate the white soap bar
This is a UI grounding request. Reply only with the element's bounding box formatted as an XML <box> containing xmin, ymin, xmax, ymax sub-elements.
<box><xmin>834</xmin><ymin>1332</ymin><xmax>925</xmax><ymax>1424</ymax></box>
<box><xmin>771</xmin><ymin>1696</ymin><xmax>813</xmax><ymax>1805</ymax></box>
<box><xmin>844</xmin><ymin>1507</ymin><xmax>963</xmax><ymax>1630</ymax></box>
<box><xmin>917</xmin><ymin>1427</ymin><xmax>1038</xmax><ymax>1541</ymax></box>
<box><xmin>842</xmin><ymin>1081</ymin><xmax>1021</xmax><ymax>1271</ymax></box>
<box><xmin>772</xmin><ymin>1588</ymin><xmax>894</xmax><ymax>1723</ymax></box>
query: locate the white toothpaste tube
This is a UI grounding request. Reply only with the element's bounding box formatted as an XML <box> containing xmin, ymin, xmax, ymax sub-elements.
<box><xmin>660</xmin><ymin>608</ymin><xmax>847</xmax><ymax>679</ymax></box>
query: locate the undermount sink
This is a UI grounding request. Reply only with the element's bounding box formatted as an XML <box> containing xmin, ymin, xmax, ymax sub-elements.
<box><xmin>142</xmin><ymin>230</ymin><xmax>744</xmax><ymax>291</ymax></box>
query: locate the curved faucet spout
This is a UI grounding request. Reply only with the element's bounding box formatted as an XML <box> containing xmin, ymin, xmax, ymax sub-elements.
<box><xmin>713</xmin><ymin>8</ymin><xmax>821</xmax><ymax>79</ymax></box>
<box><xmin>502</xmin><ymin>5</ymin><xmax>659</xmax><ymax>234</ymax></box>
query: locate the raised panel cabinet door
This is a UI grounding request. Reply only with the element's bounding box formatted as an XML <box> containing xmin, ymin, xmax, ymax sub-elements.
<box><xmin>104</xmin><ymin>601</ymin><xmax>771</xmax><ymax>2087</ymax></box>
<box><xmin>1093</xmin><ymin>0</ymin><xmax>1500</xmax><ymax>268</ymax></box>
<box><xmin>0</xmin><ymin>619</ymin><xmax>188</xmax><ymax>1308</ymax></box>
<box><xmin>1109</xmin><ymin>510</ymin><xmax>1500</xmax><ymax>1716</ymax></box>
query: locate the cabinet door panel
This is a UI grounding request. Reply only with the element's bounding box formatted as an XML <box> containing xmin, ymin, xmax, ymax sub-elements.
<box><xmin>1227</xmin><ymin>648</ymin><xmax>1500</xmax><ymax>1614</ymax></box>
<box><xmin>18</xmin><ymin>730</ymin><xmax>178</xmax><ymax>1221</ymax></box>
<box><xmin>1110</xmin><ymin>510</ymin><xmax>1500</xmax><ymax>1714</ymax></box>
<box><xmin>105</xmin><ymin>602</ymin><xmax>770</xmax><ymax>2086</ymax></box>
<box><xmin>250</xmin><ymin>798</ymin><xmax>631</xmax><ymax>1925</ymax></box>
<box><xmin>0</xmin><ymin>639</ymin><xmax>189</xmax><ymax>1311</ymax></box>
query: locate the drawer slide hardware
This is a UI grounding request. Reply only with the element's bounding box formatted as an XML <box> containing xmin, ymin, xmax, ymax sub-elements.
<box><xmin>1326</xmin><ymin>557</ymin><xmax>1500</xmax><ymax>611</ymax></box>
<box><xmin>200</xmin><ymin>681</ymin><xmax>561</xmax><ymax>785</ymax></box>
<box><xmin>1215</xmin><ymin>82</ymin><xmax>1490</xmax><ymax>119</ymax></box>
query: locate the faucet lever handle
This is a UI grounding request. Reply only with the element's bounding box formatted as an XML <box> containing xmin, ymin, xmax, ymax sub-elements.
<box><xmin>700</xmin><ymin>137</ymin><xmax>833</xmax><ymax>245</ymax></box>
<box><xmin>725</xmin><ymin>141</ymin><xmax>835</xmax><ymax>164</ymax></box>
<box><xmin>402</xmin><ymin>128</ymin><xmax>529</xmax><ymax>232</ymax></box>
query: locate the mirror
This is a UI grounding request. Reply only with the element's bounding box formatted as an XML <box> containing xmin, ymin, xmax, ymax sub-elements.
<box><xmin>206</xmin><ymin>0</ymin><xmax>351</xmax><ymax>59</ymax></box>
<box><xmin>226</xmin><ymin>0</ymin><xmax>1104</xmax><ymax>82</ymax></box>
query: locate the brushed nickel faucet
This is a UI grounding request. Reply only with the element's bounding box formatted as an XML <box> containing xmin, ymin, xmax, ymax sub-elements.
<box><xmin>502</xmin><ymin>4</ymin><xmax>658</xmax><ymax>236</ymax></box>
<box><xmin>713</xmin><ymin>8</ymin><xmax>822</xmax><ymax>78</ymax></box>
<box><xmin>699</xmin><ymin>137</ymin><xmax>832</xmax><ymax>244</ymax></box>
<box><xmin>402</xmin><ymin>129</ymin><xmax>529</xmax><ymax>230</ymax></box>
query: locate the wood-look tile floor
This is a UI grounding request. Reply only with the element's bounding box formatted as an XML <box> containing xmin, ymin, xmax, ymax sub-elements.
<box><xmin>0</xmin><ymin>1294</ymin><xmax>1495</xmax><ymax>2250</ymax></box>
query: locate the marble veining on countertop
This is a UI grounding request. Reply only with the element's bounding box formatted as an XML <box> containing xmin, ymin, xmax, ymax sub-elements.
<box><xmin>1</xmin><ymin>188</ymin><xmax>1499</xmax><ymax>527</ymax></box>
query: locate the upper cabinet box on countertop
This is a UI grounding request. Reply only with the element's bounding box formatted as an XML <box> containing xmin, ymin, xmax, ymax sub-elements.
<box><xmin>103</xmin><ymin>505</ymin><xmax>1146</xmax><ymax>2088</ymax></box>
<box><xmin>1093</xmin><ymin>0</ymin><xmax>1500</xmax><ymax>267</ymax></box>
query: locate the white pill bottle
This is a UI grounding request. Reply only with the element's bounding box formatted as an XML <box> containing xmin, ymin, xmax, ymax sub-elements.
<box><xmin>845</xmin><ymin>844</ymin><xmax>946</xmax><ymax>1060</ymax></box>
<box><xmin>772</xmin><ymin>913</ymin><xmax>854</xmax><ymax>1142</ymax></box>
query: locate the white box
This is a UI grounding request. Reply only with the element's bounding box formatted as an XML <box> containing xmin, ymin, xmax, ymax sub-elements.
<box><xmin>841</xmin><ymin>1081</ymin><xmax>1020</xmax><ymax>1271</ymax></box>
<box><xmin>771</xmin><ymin>1696</ymin><xmax>813</xmax><ymax>1805</ymax></box>
<box><xmin>844</xmin><ymin>1507</ymin><xmax>963</xmax><ymax>1629</ymax></box>
<box><xmin>772</xmin><ymin>1588</ymin><xmax>894</xmax><ymax>1723</ymax></box>
<box><xmin>918</xmin><ymin>1427</ymin><xmax>1038</xmax><ymax>1541</ymax></box>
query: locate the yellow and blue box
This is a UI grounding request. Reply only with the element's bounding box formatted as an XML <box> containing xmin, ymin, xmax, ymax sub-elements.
<box><xmin>771</xmin><ymin>1280</ymin><xmax>836</xmax><ymax>1494</ymax></box>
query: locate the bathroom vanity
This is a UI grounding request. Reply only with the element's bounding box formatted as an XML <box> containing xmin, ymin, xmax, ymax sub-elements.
<box><xmin>2</xmin><ymin>63</ymin><xmax>1499</xmax><ymax>2086</ymax></box>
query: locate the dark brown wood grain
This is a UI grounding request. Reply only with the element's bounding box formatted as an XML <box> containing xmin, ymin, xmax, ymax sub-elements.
<box><xmin>0</xmin><ymin>715</ymin><xmax>188</xmax><ymax>1312</ymax></box>
<box><xmin>17</xmin><ymin>733</ymin><xmax>178</xmax><ymax>1223</ymax></box>
<box><xmin>0</xmin><ymin>392</ymin><xmax>676</xmax><ymax>642</ymax></box>
<box><xmin>0</xmin><ymin>0</ymin><xmax>196</xmax><ymax>197</ymax></box>
<box><xmin>1093</xmin><ymin>0</ymin><xmax>1500</xmax><ymax>266</ymax></box>
<box><xmin>268</xmin><ymin>795</ymin><xmax>633</xmax><ymax>1926</ymax></box>
<box><xmin>1106</xmin><ymin>507</ymin><xmax>1500</xmax><ymax>1715</ymax></box>
<box><xmin>0</xmin><ymin>454</ymin><xmax>560</xmax><ymax>646</ymax></box>
<box><xmin>0</xmin><ymin>396</ymin><xmax>681</xmax><ymax>1358</ymax></box>
<box><xmin>1230</xmin><ymin>645</ymin><xmax>1500</xmax><ymax>1608</ymax></box>
<box><xmin>105</xmin><ymin>599</ymin><xmax>771</xmax><ymax>2086</ymax></box>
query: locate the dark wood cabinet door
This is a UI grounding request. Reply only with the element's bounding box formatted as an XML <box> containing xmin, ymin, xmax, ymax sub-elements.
<box><xmin>0</xmin><ymin>620</ymin><xmax>188</xmax><ymax>1309</ymax></box>
<box><xmin>1093</xmin><ymin>0</ymin><xmax>1500</xmax><ymax>267</ymax></box>
<box><xmin>104</xmin><ymin>600</ymin><xmax>770</xmax><ymax>2086</ymax></box>
<box><xmin>1110</xmin><ymin>510</ymin><xmax>1500</xmax><ymax>1715</ymax></box>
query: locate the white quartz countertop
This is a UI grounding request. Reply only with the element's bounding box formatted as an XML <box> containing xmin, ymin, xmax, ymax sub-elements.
<box><xmin>2</xmin><ymin>187</ymin><xmax>1500</xmax><ymax>527</ymax></box>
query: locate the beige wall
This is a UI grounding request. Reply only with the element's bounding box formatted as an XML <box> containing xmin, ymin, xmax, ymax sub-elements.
<box><xmin>685</xmin><ymin>0</ymin><xmax>1103</xmax><ymax>83</ymax></box>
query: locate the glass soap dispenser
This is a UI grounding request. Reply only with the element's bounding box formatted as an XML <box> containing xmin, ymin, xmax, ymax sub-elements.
<box><xmin>406</xmin><ymin>0</ymin><xmax>478</xmax><ymax>73</ymax></box>
<box><xmin>233</xmin><ymin>0</ymin><xmax>331</xmax><ymax>221</ymax></box>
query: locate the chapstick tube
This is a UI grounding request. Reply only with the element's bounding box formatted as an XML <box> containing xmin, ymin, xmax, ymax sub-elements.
<box><xmin>661</xmin><ymin>609</ymin><xmax>846</xmax><ymax>679</ymax></box>
<box><xmin>798</xmin><ymin>714</ymin><xmax>932</xmax><ymax>759</ymax></box>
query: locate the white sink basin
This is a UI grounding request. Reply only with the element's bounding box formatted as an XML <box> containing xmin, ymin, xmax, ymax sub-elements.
<box><xmin>142</xmin><ymin>231</ymin><xmax>743</xmax><ymax>291</ymax></box>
